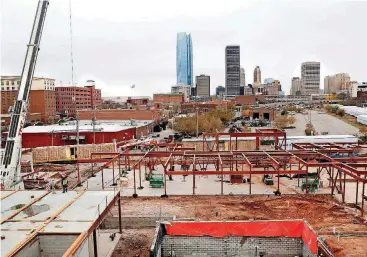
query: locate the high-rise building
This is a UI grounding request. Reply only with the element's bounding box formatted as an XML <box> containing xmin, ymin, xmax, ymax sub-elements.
<box><xmin>195</xmin><ymin>74</ymin><xmax>210</xmax><ymax>97</ymax></box>
<box><xmin>324</xmin><ymin>73</ymin><xmax>350</xmax><ymax>94</ymax></box>
<box><xmin>225</xmin><ymin>45</ymin><xmax>240</xmax><ymax>95</ymax></box>
<box><xmin>176</xmin><ymin>32</ymin><xmax>193</xmax><ymax>86</ymax></box>
<box><xmin>1</xmin><ymin>76</ymin><xmax>57</xmax><ymax>123</ymax></box>
<box><xmin>300</xmin><ymin>61</ymin><xmax>320</xmax><ymax>95</ymax></box>
<box><xmin>291</xmin><ymin>77</ymin><xmax>301</xmax><ymax>95</ymax></box>
<box><xmin>240</xmin><ymin>67</ymin><xmax>246</xmax><ymax>88</ymax></box>
<box><xmin>253</xmin><ymin>66</ymin><xmax>261</xmax><ymax>89</ymax></box>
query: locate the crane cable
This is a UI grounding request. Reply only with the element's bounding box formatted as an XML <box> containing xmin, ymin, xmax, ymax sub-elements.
<box><xmin>69</xmin><ymin>0</ymin><xmax>75</xmax><ymax>87</ymax></box>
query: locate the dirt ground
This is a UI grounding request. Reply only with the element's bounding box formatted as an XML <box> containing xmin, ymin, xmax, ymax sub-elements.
<box><xmin>111</xmin><ymin>229</ymin><xmax>155</xmax><ymax>257</ymax></box>
<box><xmin>110</xmin><ymin>195</ymin><xmax>367</xmax><ymax>257</ymax></box>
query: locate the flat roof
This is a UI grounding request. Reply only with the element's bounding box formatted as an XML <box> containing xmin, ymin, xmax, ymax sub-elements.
<box><xmin>0</xmin><ymin>190</ymin><xmax>118</xmax><ymax>257</ymax></box>
<box><xmin>21</xmin><ymin>120</ymin><xmax>154</xmax><ymax>134</ymax></box>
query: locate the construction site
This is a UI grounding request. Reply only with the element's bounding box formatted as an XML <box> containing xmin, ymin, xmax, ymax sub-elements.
<box><xmin>1</xmin><ymin>1</ymin><xmax>367</xmax><ymax>257</ymax></box>
<box><xmin>3</xmin><ymin>129</ymin><xmax>367</xmax><ymax>256</ymax></box>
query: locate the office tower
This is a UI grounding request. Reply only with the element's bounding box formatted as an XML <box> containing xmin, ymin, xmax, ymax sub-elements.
<box><xmin>196</xmin><ymin>74</ymin><xmax>210</xmax><ymax>97</ymax></box>
<box><xmin>176</xmin><ymin>32</ymin><xmax>193</xmax><ymax>86</ymax></box>
<box><xmin>225</xmin><ymin>45</ymin><xmax>240</xmax><ymax>95</ymax></box>
<box><xmin>291</xmin><ymin>77</ymin><xmax>301</xmax><ymax>95</ymax></box>
<box><xmin>253</xmin><ymin>66</ymin><xmax>261</xmax><ymax>92</ymax></box>
<box><xmin>240</xmin><ymin>67</ymin><xmax>246</xmax><ymax>87</ymax></box>
<box><xmin>300</xmin><ymin>61</ymin><xmax>320</xmax><ymax>95</ymax></box>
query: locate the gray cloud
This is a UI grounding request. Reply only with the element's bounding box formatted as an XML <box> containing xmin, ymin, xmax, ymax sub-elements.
<box><xmin>1</xmin><ymin>0</ymin><xmax>366</xmax><ymax>96</ymax></box>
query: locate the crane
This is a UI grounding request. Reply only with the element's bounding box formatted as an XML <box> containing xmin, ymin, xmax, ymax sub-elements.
<box><xmin>0</xmin><ymin>0</ymin><xmax>49</xmax><ymax>189</ymax></box>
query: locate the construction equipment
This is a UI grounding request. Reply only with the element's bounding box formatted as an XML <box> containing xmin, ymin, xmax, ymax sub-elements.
<box><xmin>1</xmin><ymin>0</ymin><xmax>49</xmax><ymax>190</ymax></box>
<box><xmin>301</xmin><ymin>179</ymin><xmax>319</xmax><ymax>193</ymax></box>
<box><xmin>149</xmin><ymin>174</ymin><xmax>164</xmax><ymax>188</ymax></box>
<box><xmin>262</xmin><ymin>174</ymin><xmax>274</xmax><ymax>185</ymax></box>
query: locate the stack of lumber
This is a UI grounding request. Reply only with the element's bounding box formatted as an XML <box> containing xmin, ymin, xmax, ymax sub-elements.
<box><xmin>32</xmin><ymin>143</ymin><xmax>116</xmax><ymax>162</ymax></box>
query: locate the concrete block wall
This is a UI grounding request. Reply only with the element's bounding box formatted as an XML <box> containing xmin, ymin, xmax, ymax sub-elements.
<box><xmin>39</xmin><ymin>234</ymin><xmax>78</xmax><ymax>257</ymax></box>
<box><xmin>16</xmin><ymin>236</ymin><xmax>40</xmax><ymax>257</ymax></box>
<box><xmin>162</xmin><ymin>236</ymin><xmax>305</xmax><ymax>257</ymax></box>
<box><xmin>303</xmin><ymin>244</ymin><xmax>317</xmax><ymax>257</ymax></box>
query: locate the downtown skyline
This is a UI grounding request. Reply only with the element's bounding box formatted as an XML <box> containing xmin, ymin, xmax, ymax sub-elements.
<box><xmin>1</xmin><ymin>0</ymin><xmax>366</xmax><ymax>97</ymax></box>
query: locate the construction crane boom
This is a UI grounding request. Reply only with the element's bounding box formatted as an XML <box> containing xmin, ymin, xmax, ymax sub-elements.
<box><xmin>0</xmin><ymin>0</ymin><xmax>49</xmax><ymax>189</ymax></box>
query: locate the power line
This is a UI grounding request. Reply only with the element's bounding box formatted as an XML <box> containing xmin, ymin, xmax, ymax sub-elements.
<box><xmin>69</xmin><ymin>0</ymin><xmax>75</xmax><ymax>86</ymax></box>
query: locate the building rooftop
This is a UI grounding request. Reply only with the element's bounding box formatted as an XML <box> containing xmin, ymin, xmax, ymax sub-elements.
<box><xmin>0</xmin><ymin>190</ymin><xmax>118</xmax><ymax>257</ymax></box>
<box><xmin>20</xmin><ymin>120</ymin><xmax>154</xmax><ymax>134</ymax></box>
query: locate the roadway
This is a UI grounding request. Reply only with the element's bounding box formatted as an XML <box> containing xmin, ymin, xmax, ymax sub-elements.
<box><xmin>285</xmin><ymin>110</ymin><xmax>359</xmax><ymax>136</ymax></box>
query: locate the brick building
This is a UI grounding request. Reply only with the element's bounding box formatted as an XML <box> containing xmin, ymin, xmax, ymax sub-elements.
<box><xmin>126</xmin><ymin>97</ymin><xmax>149</xmax><ymax>106</ymax></box>
<box><xmin>56</xmin><ymin>81</ymin><xmax>102</xmax><ymax>116</ymax></box>
<box><xmin>242</xmin><ymin>107</ymin><xmax>275</xmax><ymax>120</ymax></box>
<box><xmin>1</xmin><ymin>113</ymin><xmax>42</xmax><ymax>132</ymax></box>
<box><xmin>153</xmin><ymin>94</ymin><xmax>184</xmax><ymax>104</ymax></box>
<box><xmin>78</xmin><ymin>109</ymin><xmax>160</xmax><ymax>122</ymax></box>
<box><xmin>0</xmin><ymin>76</ymin><xmax>57</xmax><ymax>123</ymax></box>
<box><xmin>181</xmin><ymin>101</ymin><xmax>228</xmax><ymax>114</ymax></box>
<box><xmin>235</xmin><ymin>95</ymin><xmax>265</xmax><ymax>105</ymax></box>
<box><xmin>357</xmin><ymin>91</ymin><xmax>367</xmax><ymax>104</ymax></box>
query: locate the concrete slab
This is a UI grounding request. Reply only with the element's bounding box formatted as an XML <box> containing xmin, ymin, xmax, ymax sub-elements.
<box><xmin>1</xmin><ymin>191</ymin><xmax>47</xmax><ymax>219</ymax></box>
<box><xmin>1</xmin><ymin>221</ymin><xmax>43</xmax><ymax>231</ymax></box>
<box><xmin>56</xmin><ymin>191</ymin><xmax>116</xmax><ymax>221</ymax></box>
<box><xmin>0</xmin><ymin>190</ymin><xmax>119</xmax><ymax>257</ymax></box>
<box><xmin>81</xmin><ymin>168</ymin><xmax>119</xmax><ymax>191</ymax></box>
<box><xmin>0</xmin><ymin>191</ymin><xmax>15</xmax><ymax>199</ymax></box>
<box><xmin>44</xmin><ymin>221</ymin><xmax>92</xmax><ymax>233</ymax></box>
<box><xmin>11</xmin><ymin>191</ymin><xmax>78</xmax><ymax>221</ymax></box>
<box><xmin>0</xmin><ymin>231</ymin><xmax>30</xmax><ymax>257</ymax></box>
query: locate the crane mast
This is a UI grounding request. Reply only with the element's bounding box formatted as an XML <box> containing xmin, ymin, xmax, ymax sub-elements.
<box><xmin>0</xmin><ymin>0</ymin><xmax>49</xmax><ymax>189</ymax></box>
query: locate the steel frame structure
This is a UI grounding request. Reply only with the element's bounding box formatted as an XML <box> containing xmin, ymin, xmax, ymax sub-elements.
<box><xmin>79</xmin><ymin>131</ymin><xmax>367</xmax><ymax>216</ymax></box>
<box><xmin>202</xmin><ymin>128</ymin><xmax>287</xmax><ymax>151</ymax></box>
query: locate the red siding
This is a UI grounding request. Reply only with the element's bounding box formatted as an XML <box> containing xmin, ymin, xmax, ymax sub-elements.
<box><xmin>20</xmin><ymin>128</ymin><xmax>136</xmax><ymax>148</ymax></box>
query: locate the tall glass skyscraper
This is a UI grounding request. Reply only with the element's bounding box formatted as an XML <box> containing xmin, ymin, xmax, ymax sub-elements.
<box><xmin>176</xmin><ymin>32</ymin><xmax>193</xmax><ymax>86</ymax></box>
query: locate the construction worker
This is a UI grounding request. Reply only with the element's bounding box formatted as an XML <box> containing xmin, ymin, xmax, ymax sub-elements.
<box><xmin>62</xmin><ymin>176</ymin><xmax>68</xmax><ymax>193</ymax></box>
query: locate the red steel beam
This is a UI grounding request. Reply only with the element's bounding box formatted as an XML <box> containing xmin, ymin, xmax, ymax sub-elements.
<box><xmin>166</xmin><ymin>170</ymin><xmax>307</xmax><ymax>175</ymax></box>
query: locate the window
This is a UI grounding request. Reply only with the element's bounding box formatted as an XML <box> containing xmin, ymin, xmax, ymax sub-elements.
<box><xmin>11</xmin><ymin>81</ymin><xmax>14</xmax><ymax>85</ymax></box>
<box><xmin>1</xmin><ymin>81</ymin><xmax>3</xmax><ymax>85</ymax></box>
<box><xmin>6</xmin><ymin>81</ymin><xmax>9</xmax><ymax>85</ymax></box>
<box><xmin>17</xmin><ymin>81</ymin><xmax>20</xmax><ymax>85</ymax></box>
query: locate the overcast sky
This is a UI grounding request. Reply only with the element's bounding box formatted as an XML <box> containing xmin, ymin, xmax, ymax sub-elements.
<box><xmin>1</xmin><ymin>0</ymin><xmax>366</xmax><ymax>97</ymax></box>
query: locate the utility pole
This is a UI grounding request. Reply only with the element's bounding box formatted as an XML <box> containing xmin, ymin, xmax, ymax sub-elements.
<box><xmin>92</xmin><ymin>108</ymin><xmax>96</xmax><ymax>144</ymax></box>
<box><xmin>196</xmin><ymin>107</ymin><xmax>199</xmax><ymax>138</ymax></box>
